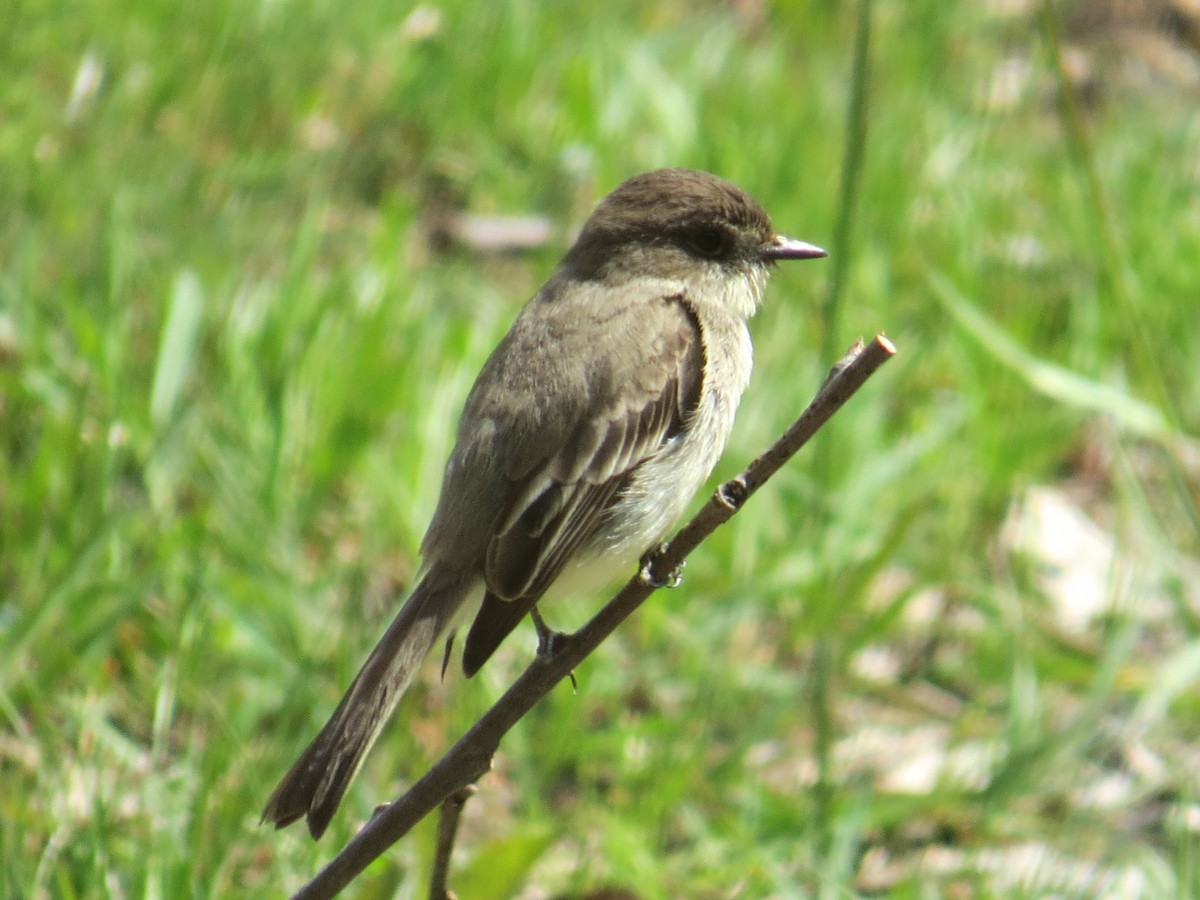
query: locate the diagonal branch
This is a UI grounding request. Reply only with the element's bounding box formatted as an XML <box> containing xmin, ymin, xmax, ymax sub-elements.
<box><xmin>291</xmin><ymin>335</ymin><xmax>896</xmax><ymax>900</ymax></box>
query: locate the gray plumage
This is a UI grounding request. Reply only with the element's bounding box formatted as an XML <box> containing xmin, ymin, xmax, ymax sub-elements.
<box><xmin>261</xmin><ymin>168</ymin><xmax>825</xmax><ymax>838</ymax></box>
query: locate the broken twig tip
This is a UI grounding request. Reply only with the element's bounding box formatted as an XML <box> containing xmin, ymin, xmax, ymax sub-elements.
<box><xmin>717</xmin><ymin>477</ymin><xmax>747</xmax><ymax>510</ymax></box>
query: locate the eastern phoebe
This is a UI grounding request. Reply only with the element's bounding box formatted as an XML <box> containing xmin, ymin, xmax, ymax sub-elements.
<box><xmin>262</xmin><ymin>168</ymin><xmax>826</xmax><ymax>838</ymax></box>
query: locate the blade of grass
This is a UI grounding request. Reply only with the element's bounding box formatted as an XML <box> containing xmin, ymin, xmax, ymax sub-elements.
<box><xmin>930</xmin><ymin>272</ymin><xmax>1173</xmax><ymax>443</ymax></box>
<box><xmin>150</xmin><ymin>271</ymin><xmax>204</xmax><ymax>427</ymax></box>
<box><xmin>812</xmin><ymin>0</ymin><xmax>873</xmax><ymax>883</ymax></box>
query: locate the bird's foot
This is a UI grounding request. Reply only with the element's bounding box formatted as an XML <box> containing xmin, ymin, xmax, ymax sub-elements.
<box><xmin>531</xmin><ymin>608</ymin><xmax>577</xmax><ymax>690</ymax></box>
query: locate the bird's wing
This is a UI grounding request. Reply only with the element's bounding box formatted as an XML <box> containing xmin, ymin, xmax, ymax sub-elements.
<box><xmin>461</xmin><ymin>290</ymin><xmax>703</xmax><ymax>675</ymax></box>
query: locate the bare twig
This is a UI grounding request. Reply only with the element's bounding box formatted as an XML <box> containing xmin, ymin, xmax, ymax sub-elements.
<box><xmin>291</xmin><ymin>335</ymin><xmax>896</xmax><ymax>900</ymax></box>
<box><xmin>429</xmin><ymin>786</ymin><xmax>476</xmax><ymax>900</ymax></box>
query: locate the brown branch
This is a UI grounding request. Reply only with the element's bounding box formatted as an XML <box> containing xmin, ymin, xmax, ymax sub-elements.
<box><xmin>429</xmin><ymin>786</ymin><xmax>476</xmax><ymax>900</ymax></box>
<box><xmin>290</xmin><ymin>335</ymin><xmax>896</xmax><ymax>900</ymax></box>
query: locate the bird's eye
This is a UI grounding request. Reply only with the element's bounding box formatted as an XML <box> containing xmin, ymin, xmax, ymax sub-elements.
<box><xmin>684</xmin><ymin>227</ymin><xmax>731</xmax><ymax>259</ymax></box>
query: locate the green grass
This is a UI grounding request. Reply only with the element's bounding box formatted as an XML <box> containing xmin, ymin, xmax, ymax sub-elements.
<box><xmin>3</xmin><ymin>0</ymin><xmax>1199</xmax><ymax>896</ymax></box>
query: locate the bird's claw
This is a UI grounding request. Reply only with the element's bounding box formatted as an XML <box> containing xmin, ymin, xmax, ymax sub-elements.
<box><xmin>531</xmin><ymin>608</ymin><xmax>577</xmax><ymax>690</ymax></box>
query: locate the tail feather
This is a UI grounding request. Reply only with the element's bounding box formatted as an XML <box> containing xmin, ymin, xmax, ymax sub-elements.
<box><xmin>262</xmin><ymin>572</ymin><xmax>471</xmax><ymax>839</ymax></box>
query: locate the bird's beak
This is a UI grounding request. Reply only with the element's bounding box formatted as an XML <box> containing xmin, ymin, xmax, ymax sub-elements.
<box><xmin>761</xmin><ymin>235</ymin><xmax>827</xmax><ymax>261</ymax></box>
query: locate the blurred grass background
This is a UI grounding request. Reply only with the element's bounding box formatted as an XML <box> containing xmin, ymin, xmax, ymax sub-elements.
<box><xmin>3</xmin><ymin>0</ymin><xmax>1199</xmax><ymax>896</ymax></box>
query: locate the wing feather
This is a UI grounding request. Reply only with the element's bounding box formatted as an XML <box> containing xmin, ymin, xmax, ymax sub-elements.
<box><xmin>462</xmin><ymin>291</ymin><xmax>704</xmax><ymax>675</ymax></box>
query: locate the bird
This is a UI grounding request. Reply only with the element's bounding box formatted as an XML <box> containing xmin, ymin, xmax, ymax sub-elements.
<box><xmin>262</xmin><ymin>167</ymin><xmax>826</xmax><ymax>839</ymax></box>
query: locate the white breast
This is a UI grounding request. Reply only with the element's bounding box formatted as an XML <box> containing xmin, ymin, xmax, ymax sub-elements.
<box><xmin>589</xmin><ymin>302</ymin><xmax>753</xmax><ymax>566</ymax></box>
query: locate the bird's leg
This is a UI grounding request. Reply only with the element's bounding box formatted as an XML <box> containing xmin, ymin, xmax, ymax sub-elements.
<box><xmin>531</xmin><ymin>608</ymin><xmax>576</xmax><ymax>690</ymax></box>
<box><xmin>531</xmin><ymin>607</ymin><xmax>567</xmax><ymax>657</ymax></box>
<box><xmin>639</xmin><ymin>542</ymin><xmax>685</xmax><ymax>589</ymax></box>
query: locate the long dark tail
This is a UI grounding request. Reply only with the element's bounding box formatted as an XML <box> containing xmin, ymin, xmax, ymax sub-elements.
<box><xmin>261</xmin><ymin>570</ymin><xmax>472</xmax><ymax>839</ymax></box>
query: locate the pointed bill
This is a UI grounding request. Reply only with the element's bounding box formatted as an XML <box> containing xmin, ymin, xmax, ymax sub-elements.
<box><xmin>761</xmin><ymin>235</ymin><xmax>827</xmax><ymax>261</ymax></box>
